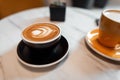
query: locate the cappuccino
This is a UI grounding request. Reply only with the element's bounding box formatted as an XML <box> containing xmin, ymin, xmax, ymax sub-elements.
<box><xmin>104</xmin><ymin>10</ymin><xmax>120</xmax><ymax>23</ymax></box>
<box><xmin>22</xmin><ymin>23</ymin><xmax>60</xmax><ymax>42</ymax></box>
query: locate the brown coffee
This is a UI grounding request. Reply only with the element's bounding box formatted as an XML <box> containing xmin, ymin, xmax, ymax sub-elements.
<box><xmin>22</xmin><ymin>23</ymin><xmax>60</xmax><ymax>42</ymax></box>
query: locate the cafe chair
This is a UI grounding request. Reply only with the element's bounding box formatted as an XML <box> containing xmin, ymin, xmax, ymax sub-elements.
<box><xmin>0</xmin><ymin>0</ymin><xmax>45</xmax><ymax>19</ymax></box>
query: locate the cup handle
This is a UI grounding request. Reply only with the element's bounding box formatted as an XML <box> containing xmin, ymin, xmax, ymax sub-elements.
<box><xmin>115</xmin><ymin>44</ymin><xmax>120</xmax><ymax>51</ymax></box>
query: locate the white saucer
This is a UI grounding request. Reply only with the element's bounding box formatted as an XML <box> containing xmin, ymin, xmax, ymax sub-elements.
<box><xmin>85</xmin><ymin>28</ymin><xmax>120</xmax><ymax>61</ymax></box>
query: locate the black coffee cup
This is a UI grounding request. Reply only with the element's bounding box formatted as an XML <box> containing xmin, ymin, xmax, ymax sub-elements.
<box><xmin>21</xmin><ymin>23</ymin><xmax>61</xmax><ymax>49</ymax></box>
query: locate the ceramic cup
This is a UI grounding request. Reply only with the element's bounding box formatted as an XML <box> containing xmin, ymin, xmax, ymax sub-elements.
<box><xmin>21</xmin><ymin>23</ymin><xmax>61</xmax><ymax>49</ymax></box>
<box><xmin>98</xmin><ymin>9</ymin><xmax>120</xmax><ymax>48</ymax></box>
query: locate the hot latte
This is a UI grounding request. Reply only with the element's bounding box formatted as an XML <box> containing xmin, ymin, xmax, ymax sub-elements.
<box><xmin>22</xmin><ymin>23</ymin><xmax>60</xmax><ymax>42</ymax></box>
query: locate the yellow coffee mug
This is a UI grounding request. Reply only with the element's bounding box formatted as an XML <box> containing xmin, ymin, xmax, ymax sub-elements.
<box><xmin>98</xmin><ymin>9</ymin><xmax>120</xmax><ymax>48</ymax></box>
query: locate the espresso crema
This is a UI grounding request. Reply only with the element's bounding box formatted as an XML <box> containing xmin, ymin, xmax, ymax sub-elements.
<box><xmin>22</xmin><ymin>23</ymin><xmax>60</xmax><ymax>42</ymax></box>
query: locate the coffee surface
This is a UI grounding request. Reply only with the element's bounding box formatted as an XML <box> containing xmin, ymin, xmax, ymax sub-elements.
<box><xmin>23</xmin><ymin>23</ymin><xmax>60</xmax><ymax>42</ymax></box>
<box><xmin>104</xmin><ymin>10</ymin><xmax>120</xmax><ymax>22</ymax></box>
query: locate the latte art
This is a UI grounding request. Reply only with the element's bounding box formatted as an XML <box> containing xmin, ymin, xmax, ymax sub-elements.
<box><xmin>22</xmin><ymin>23</ymin><xmax>60</xmax><ymax>42</ymax></box>
<box><xmin>31</xmin><ymin>27</ymin><xmax>55</xmax><ymax>38</ymax></box>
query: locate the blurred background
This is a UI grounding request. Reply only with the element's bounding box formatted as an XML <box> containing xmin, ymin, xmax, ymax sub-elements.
<box><xmin>0</xmin><ymin>0</ymin><xmax>120</xmax><ymax>19</ymax></box>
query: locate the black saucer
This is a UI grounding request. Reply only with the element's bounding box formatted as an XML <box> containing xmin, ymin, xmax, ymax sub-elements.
<box><xmin>17</xmin><ymin>36</ymin><xmax>69</xmax><ymax>67</ymax></box>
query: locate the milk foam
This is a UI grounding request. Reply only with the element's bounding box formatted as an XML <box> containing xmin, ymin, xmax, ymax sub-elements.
<box><xmin>23</xmin><ymin>23</ymin><xmax>60</xmax><ymax>42</ymax></box>
<box><xmin>31</xmin><ymin>26</ymin><xmax>53</xmax><ymax>38</ymax></box>
<box><xmin>104</xmin><ymin>11</ymin><xmax>120</xmax><ymax>22</ymax></box>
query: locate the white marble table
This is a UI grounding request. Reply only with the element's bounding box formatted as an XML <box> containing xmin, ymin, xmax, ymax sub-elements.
<box><xmin>0</xmin><ymin>7</ymin><xmax>120</xmax><ymax>80</ymax></box>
